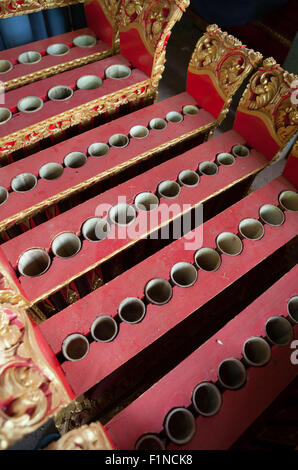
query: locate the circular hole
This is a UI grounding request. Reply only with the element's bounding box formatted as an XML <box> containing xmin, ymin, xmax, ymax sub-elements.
<box><xmin>194</xmin><ymin>247</ymin><xmax>221</xmax><ymax>272</ymax></box>
<box><xmin>216</xmin><ymin>153</ymin><xmax>235</xmax><ymax>166</ymax></box>
<box><xmin>145</xmin><ymin>278</ymin><xmax>173</xmax><ymax>305</ymax></box>
<box><xmin>279</xmin><ymin>191</ymin><xmax>298</xmax><ymax>212</ymax></box>
<box><xmin>48</xmin><ymin>85</ymin><xmax>73</xmax><ymax>101</ymax></box>
<box><xmin>118</xmin><ymin>297</ymin><xmax>146</xmax><ymax>324</ymax></box>
<box><xmin>216</xmin><ymin>232</ymin><xmax>243</xmax><ymax>256</ymax></box>
<box><xmin>182</xmin><ymin>105</ymin><xmax>199</xmax><ymax>115</ymax></box>
<box><xmin>108</xmin><ymin>133</ymin><xmax>129</xmax><ymax>148</ymax></box>
<box><xmin>243</xmin><ymin>337</ymin><xmax>271</xmax><ymax>367</ymax></box>
<box><xmin>0</xmin><ymin>186</ymin><xmax>8</xmax><ymax>206</ymax></box>
<box><xmin>18</xmin><ymin>51</ymin><xmax>41</xmax><ymax>65</ymax></box>
<box><xmin>135</xmin><ymin>434</ymin><xmax>165</xmax><ymax>451</ymax></box>
<box><xmin>62</xmin><ymin>334</ymin><xmax>89</xmax><ymax>361</ymax></box>
<box><xmin>232</xmin><ymin>144</ymin><xmax>250</xmax><ymax>158</ymax></box>
<box><xmin>170</xmin><ymin>262</ymin><xmax>197</xmax><ymax>288</ymax></box>
<box><xmin>47</xmin><ymin>43</ymin><xmax>70</xmax><ymax>56</ymax></box>
<box><xmin>134</xmin><ymin>192</ymin><xmax>159</xmax><ymax>211</ymax></box>
<box><xmin>73</xmin><ymin>34</ymin><xmax>97</xmax><ymax>48</ymax></box>
<box><xmin>129</xmin><ymin>125</ymin><xmax>149</xmax><ymax>139</ymax></box>
<box><xmin>109</xmin><ymin>203</ymin><xmax>136</xmax><ymax>226</ymax></box>
<box><xmin>18</xmin><ymin>248</ymin><xmax>51</xmax><ymax>277</ymax></box>
<box><xmin>164</xmin><ymin>408</ymin><xmax>196</xmax><ymax>445</ymax></box>
<box><xmin>76</xmin><ymin>75</ymin><xmax>102</xmax><ymax>90</ymax></box>
<box><xmin>178</xmin><ymin>169</ymin><xmax>200</xmax><ymax>187</ymax></box>
<box><xmin>91</xmin><ymin>316</ymin><xmax>118</xmax><ymax>342</ymax></box>
<box><xmin>198</xmin><ymin>161</ymin><xmax>218</xmax><ymax>176</ymax></box>
<box><xmin>192</xmin><ymin>382</ymin><xmax>222</xmax><ymax>417</ymax></box>
<box><xmin>11</xmin><ymin>173</ymin><xmax>37</xmax><ymax>192</ymax></box>
<box><xmin>51</xmin><ymin>232</ymin><xmax>81</xmax><ymax>258</ymax></box>
<box><xmin>239</xmin><ymin>218</ymin><xmax>264</xmax><ymax>240</ymax></box>
<box><xmin>157</xmin><ymin>180</ymin><xmax>181</xmax><ymax>199</ymax></box>
<box><xmin>0</xmin><ymin>59</ymin><xmax>12</xmax><ymax>74</ymax></box>
<box><xmin>265</xmin><ymin>316</ymin><xmax>294</xmax><ymax>346</ymax></box>
<box><xmin>218</xmin><ymin>358</ymin><xmax>247</xmax><ymax>390</ymax></box>
<box><xmin>88</xmin><ymin>142</ymin><xmax>109</xmax><ymax>157</ymax></box>
<box><xmin>81</xmin><ymin>217</ymin><xmax>110</xmax><ymax>242</ymax></box>
<box><xmin>288</xmin><ymin>296</ymin><xmax>298</xmax><ymax>324</ymax></box>
<box><xmin>64</xmin><ymin>151</ymin><xmax>87</xmax><ymax>169</ymax></box>
<box><xmin>166</xmin><ymin>111</ymin><xmax>183</xmax><ymax>123</ymax></box>
<box><xmin>0</xmin><ymin>107</ymin><xmax>12</xmax><ymax>125</ymax></box>
<box><xmin>17</xmin><ymin>96</ymin><xmax>43</xmax><ymax>113</ymax></box>
<box><xmin>105</xmin><ymin>64</ymin><xmax>131</xmax><ymax>79</ymax></box>
<box><xmin>39</xmin><ymin>162</ymin><xmax>64</xmax><ymax>180</ymax></box>
<box><xmin>259</xmin><ymin>204</ymin><xmax>285</xmax><ymax>226</ymax></box>
<box><xmin>149</xmin><ymin>118</ymin><xmax>167</xmax><ymax>130</ymax></box>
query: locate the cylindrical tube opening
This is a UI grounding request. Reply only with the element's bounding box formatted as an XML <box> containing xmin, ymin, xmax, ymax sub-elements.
<box><xmin>149</xmin><ymin>118</ymin><xmax>167</xmax><ymax>130</ymax></box>
<box><xmin>62</xmin><ymin>334</ymin><xmax>89</xmax><ymax>361</ymax></box>
<box><xmin>194</xmin><ymin>247</ymin><xmax>221</xmax><ymax>272</ymax></box>
<box><xmin>164</xmin><ymin>408</ymin><xmax>196</xmax><ymax>445</ymax></box>
<box><xmin>11</xmin><ymin>173</ymin><xmax>37</xmax><ymax>192</ymax></box>
<box><xmin>259</xmin><ymin>204</ymin><xmax>285</xmax><ymax>226</ymax></box>
<box><xmin>73</xmin><ymin>34</ymin><xmax>97</xmax><ymax>48</ymax></box>
<box><xmin>17</xmin><ymin>96</ymin><xmax>43</xmax><ymax>113</ymax></box>
<box><xmin>238</xmin><ymin>218</ymin><xmax>264</xmax><ymax>240</ymax></box>
<box><xmin>287</xmin><ymin>296</ymin><xmax>298</xmax><ymax>324</ymax></box>
<box><xmin>232</xmin><ymin>144</ymin><xmax>250</xmax><ymax>158</ymax></box>
<box><xmin>135</xmin><ymin>434</ymin><xmax>165</xmax><ymax>451</ymax></box>
<box><xmin>157</xmin><ymin>180</ymin><xmax>181</xmax><ymax>199</ymax></box>
<box><xmin>129</xmin><ymin>125</ymin><xmax>149</xmax><ymax>139</ymax></box>
<box><xmin>64</xmin><ymin>151</ymin><xmax>87</xmax><ymax>168</ymax></box>
<box><xmin>192</xmin><ymin>382</ymin><xmax>222</xmax><ymax>417</ymax></box>
<box><xmin>39</xmin><ymin>162</ymin><xmax>64</xmax><ymax>180</ymax></box>
<box><xmin>0</xmin><ymin>186</ymin><xmax>8</xmax><ymax>206</ymax></box>
<box><xmin>145</xmin><ymin>278</ymin><xmax>173</xmax><ymax>305</ymax></box>
<box><xmin>51</xmin><ymin>232</ymin><xmax>81</xmax><ymax>258</ymax></box>
<box><xmin>91</xmin><ymin>316</ymin><xmax>118</xmax><ymax>342</ymax></box>
<box><xmin>178</xmin><ymin>169</ymin><xmax>200</xmax><ymax>187</ymax></box>
<box><xmin>166</xmin><ymin>111</ymin><xmax>183</xmax><ymax>123</ymax></box>
<box><xmin>134</xmin><ymin>192</ymin><xmax>159</xmax><ymax>212</ymax></box>
<box><xmin>81</xmin><ymin>217</ymin><xmax>110</xmax><ymax>242</ymax></box>
<box><xmin>216</xmin><ymin>152</ymin><xmax>235</xmax><ymax>166</ymax></box>
<box><xmin>18</xmin><ymin>51</ymin><xmax>41</xmax><ymax>64</ymax></box>
<box><xmin>18</xmin><ymin>248</ymin><xmax>51</xmax><ymax>277</ymax></box>
<box><xmin>0</xmin><ymin>107</ymin><xmax>12</xmax><ymax>125</ymax></box>
<box><xmin>198</xmin><ymin>161</ymin><xmax>218</xmax><ymax>176</ymax></box>
<box><xmin>105</xmin><ymin>64</ymin><xmax>131</xmax><ymax>79</ymax></box>
<box><xmin>265</xmin><ymin>316</ymin><xmax>294</xmax><ymax>346</ymax></box>
<box><xmin>88</xmin><ymin>142</ymin><xmax>109</xmax><ymax>157</ymax></box>
<box><xmin>182</xmin><ymin>105</ymin><xmax>199</xmax><ymax>115</ymax></box>
<box><xmin>279</xmin><ymin>191</ymin><xmax>298</xmax><ymax>212</ymax></box>
<box><xmin>47</xmin><ymin>43</ymin><xmax>70</xmax><ymax>56</ymax></box>
<box><xmin>216</xmin><ymin>232</ymin><xmax>243</xmax><ymax>256</ymax></box>
<box><xmin>109</xmin><ymin>203</ymin><xmax>137</xmax><ymax>226</ymax></box>
<box><xmin>170</xmin><ymin>262</ymin><xmax>197</xmax><ymax>288</ymax></box>
<box><xmin>243</xmin><ymin>337</ymin><xmax>271</xmax><ymax>367</ymax></box>
<box><xmin>76</xmin><ymin>75</ymin><xmax>102</xmax><ymax>90</ymax></box>
<box><xmin>48</xmin><ymin>85</ymin><xmax>73</xmax><ymax>101</ymax></box>
<box><xmin>0</xmin><ymin>59</ymin><xmax>13</xmax><ymax>74</ymax></box>
<box><xmin>118</xmin><ymin>297</ymin><xmax>146</xmax><ymax>324</ymax></box>
<box><xmin>218</xmin><ymin>358</ymin><xmax>247</xmax><ymax>390</ymax></box>
<box><xmin>108</xmin><ymin>133</ymin><xmax>129</xmax><ymax>148</ymax></box>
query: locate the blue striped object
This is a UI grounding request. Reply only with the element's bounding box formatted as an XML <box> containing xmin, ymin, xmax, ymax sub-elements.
<box><xmin>0</xmin><ymin>16</ymin><xmax>34</xmax><ymax>48</ymax></box>
<box><xmin>44</xmin><ymin>7</ymin><xmax>71</xmax><ymax>37</ymax></box>
<box><xmin>30</xmin><ymin>11</ymin><xmax>48</xmax><ymax>41</ymax></box>
<box><xmin>70</xmin><ymin>3</ymin><xmax>87</xmax><ymax>30</ymax></box>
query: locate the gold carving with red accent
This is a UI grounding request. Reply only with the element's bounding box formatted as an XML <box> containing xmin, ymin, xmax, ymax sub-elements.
<box><xmin>45</xmin><ymin>422</ymin><xmax>113</xmax><ymax>450</ymax></box>
<box><xmin>0</xmin><ymin>0</ymin><xmax>83</xmax><ymax>18</ymax></box>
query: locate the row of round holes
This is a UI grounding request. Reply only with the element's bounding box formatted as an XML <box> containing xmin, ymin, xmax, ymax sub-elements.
<box><xmin>0</xmin><ymin>105</ymin><xmax>201</xmax><ymax>201</ymax></box>
<box><xmin>54</xmin><ymin>193</ymin><xmax>298</xmax><ymax>363</ymax></box>
<box><xmin>134</xmin><ymin>305</ymin><xmax>297</xmax><ymax>449</ymax></box>
<box><xmin>15</xmin><ymin>142</ymin><xmax>251</xmax><ymax>274</ymax></box>
<box><xmin>0</xmin><ymin>34</ymin><xmax>98</xmax><ymax>74</ymax></box>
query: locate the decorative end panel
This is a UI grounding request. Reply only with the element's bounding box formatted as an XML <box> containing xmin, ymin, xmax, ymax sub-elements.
<box><xmin>45</xmin><ymin>422</ymin><xmax>114</xmax><ymax>450</ymax></box>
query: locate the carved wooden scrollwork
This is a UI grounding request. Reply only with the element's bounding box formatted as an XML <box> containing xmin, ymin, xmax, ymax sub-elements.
<box><xmin>45</xmin><ymin>422</ymin><xmax>113</xmax><ymax>450</ymax></box>
<box><xmin>0</xmin><ymin>0</ymin><xmax>84</xmax><ymax>18</ymax></box>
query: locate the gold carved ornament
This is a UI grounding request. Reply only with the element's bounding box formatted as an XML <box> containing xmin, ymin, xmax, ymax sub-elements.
<box><xmin>45</xmin><ymin>422</ymin><xmax>113</xmax><ymax>450</ymax></box>
<box><xmin>0</xmin><ymin>265</ymin><xmax>71</xmax><ymax>450</ymax></box>
<box><xmin>238</xmin><ymin>58</ymin><xmax>298</xmax><ymax>150</ymax></box>
<box><xmin>0</xmin><ymin>0</ymin><xmax>84</xmax><ymax>18</ymax></box>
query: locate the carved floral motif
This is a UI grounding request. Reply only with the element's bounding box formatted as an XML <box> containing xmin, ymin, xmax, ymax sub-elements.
<box><xmin>45</xmin><ymin>422</ymin><xmax>113</xmax><ymax>450</ymax></box>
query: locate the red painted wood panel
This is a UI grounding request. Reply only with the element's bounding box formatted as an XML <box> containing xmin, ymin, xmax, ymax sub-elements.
<box><xmin>187</xmin><ymin>72</ymin><xmax>225</xmax><ymax>120</ymax></box>
<box><xmin>85</xmin><ymin>0</ymin><xmax>114</xmax><ymax>49</ymax></box>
